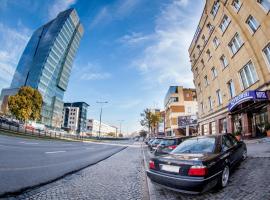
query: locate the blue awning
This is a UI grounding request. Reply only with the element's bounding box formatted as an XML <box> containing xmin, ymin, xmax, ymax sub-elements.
<box><xmin>228</xmin><ymin>90</ymin><xmax>268</xmax><ymax>112</ymax></box>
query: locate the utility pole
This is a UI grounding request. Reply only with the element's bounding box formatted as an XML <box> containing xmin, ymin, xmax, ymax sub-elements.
<box><xmin>97</xmin><ymin>101</ymin><xmax>108</xmax><ymax>139</ymax></box>
<box><xmin>117</xmin><ymin>120</ymin><xmax>124</xmax><ymax>137</ymax></box>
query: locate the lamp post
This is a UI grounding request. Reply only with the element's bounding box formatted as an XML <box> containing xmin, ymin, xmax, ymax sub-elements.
<box><xmin>97</xmin><ymin>101</ymin><xmax>108</xmax><ymax>139</ymax></box>
<box><xmin>117</xmin><ymin>120</ymin><xmax>124</xmax><ymax>137</ymax></box>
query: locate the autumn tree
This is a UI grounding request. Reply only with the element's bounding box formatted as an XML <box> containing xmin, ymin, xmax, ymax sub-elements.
<box><xmin>140</xmin><ymin>108</ymin><xmax>152</xmax><ymax>134</ymax></box>
<box><xmin>8</xmin><ymin>86</ymin><xmax>43</xmax><ymax>122</ymax></box>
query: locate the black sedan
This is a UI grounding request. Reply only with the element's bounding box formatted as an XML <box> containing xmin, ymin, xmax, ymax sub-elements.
<box><xmin>154</xmin><ymin>136</ymin><xmax>192</xmax><ymax>156</ymax></box>
<box><xmin>147</xmin><ymin>134</ymin><xmax>247</xmax><ymax>194</ymax></box>
<box><xmin>149</xmin><ymin>138</ymin><xmax>163</xmax><ymax>152</ymax></box>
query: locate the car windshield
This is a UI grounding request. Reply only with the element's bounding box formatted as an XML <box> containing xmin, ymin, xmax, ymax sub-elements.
<box><xmin>153</xmin><ymin>139</ymin><xmax>162</xmax><ymax>144</ymax></box>
<box><xmin>171</xmin><ymin>137</ymin><xmax>216</xmax><ymax>154</ymax></box>
<box><xmin>159</xmin><ymin>139</ymin><xmax>176</xmax><ymax>146</ymax></box>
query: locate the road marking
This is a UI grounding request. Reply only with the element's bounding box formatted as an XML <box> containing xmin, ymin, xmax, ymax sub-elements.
<box><xmin>45</xmin><ymin>151</ymin><xmax>66</xmax><ymax>154</ymax></box>
<box><xmin>19</xmin><ymin>141</ymin><xmax>39</xmax><ymax>145</ymax></box>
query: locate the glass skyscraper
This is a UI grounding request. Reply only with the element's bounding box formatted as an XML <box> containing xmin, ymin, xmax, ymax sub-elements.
<box><xmin>0</xmin><ymin>8</ymin><xmax>84</xmax><ymax>127</ymax></box>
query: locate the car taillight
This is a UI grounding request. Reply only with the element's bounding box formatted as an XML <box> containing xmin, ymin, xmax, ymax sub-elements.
<box><xmin>149</xmin><ymin>160</ymin><xmax>155</xmax><ymax>170</ymax></box>
<box><xmin>188</xmin><ymin>166</ymin><xmax>208</xmax><ymax>176</ymax></box>
<box><xmin>168</xmin><ymin>145</ymin><xmax>177</xmax><ymax>150</ymax></box>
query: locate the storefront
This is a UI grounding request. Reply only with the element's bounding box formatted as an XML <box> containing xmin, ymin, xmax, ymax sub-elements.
<box><xmin>228</xmin><ymin>90</ymin><xmax>270</xmax><ymax>138</ymax></box>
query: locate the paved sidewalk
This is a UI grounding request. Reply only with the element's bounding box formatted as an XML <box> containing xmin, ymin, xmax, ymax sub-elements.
<box><xmin>9</xmin><ymin>146</ymin><xmax>148</xmax><ymax>200</ymax></box>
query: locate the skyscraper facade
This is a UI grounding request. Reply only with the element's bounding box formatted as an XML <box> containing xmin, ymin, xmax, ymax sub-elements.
<box><xmin>0</xmin><ymin>8</ymin><xmax>84</xmax><ymax>127</ymax></box>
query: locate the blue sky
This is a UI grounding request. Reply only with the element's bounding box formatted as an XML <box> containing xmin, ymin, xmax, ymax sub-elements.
<box><xmin>0</xmin><ymin>0</ymin><xmax>205</xmax><ymax>134</ymax></box>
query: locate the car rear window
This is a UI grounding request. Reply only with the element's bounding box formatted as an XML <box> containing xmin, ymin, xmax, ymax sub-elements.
<box><xmin>172</xmin><ymin>137</ymin><xmax>216</xmax><ymax>154</ymax></box>
<box><xmin>159</xmin><ymin>139</ymin><xmax>176</xmax><ymax>146</ymax></box>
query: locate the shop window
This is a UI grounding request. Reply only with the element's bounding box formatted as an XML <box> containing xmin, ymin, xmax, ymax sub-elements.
<box><xmin>232</xmin><ymin>0</ymin><xmax>242</xmax><ymax>11</ymax></box>
<box><xmin>228</xmin><ymin>33</ymin><xmax>243</xmax><ymax>55</ymax></box>
<box><xmin>246</xmin><ymin>15</ymin><xmax>260</xmax><ymax>33</ymax></box>
<box><xmin>219</xmin><ymin>15</ymin><xmax>230</xmax><ymax>33</ymax></box>
<box><xmin>239</xmin><ymin>62</ymin><xmax>258</xmax><ymax>89</ymax></box>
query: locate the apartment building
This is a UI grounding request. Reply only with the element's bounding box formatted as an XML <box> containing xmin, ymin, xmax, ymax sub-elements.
<box><xmin>86</xmin><ymin>119</ymin><xmax>117</xmax><ymax>137</ymax></box>
<box><xmin>164</xmin><ymin>86</ymin><xmax>198</xmax><ymax>136</ymax></box>
<box><xmin>189</xmin><ymin>0</ymin><xmax>270</xmax><ymax>138</ymax></box>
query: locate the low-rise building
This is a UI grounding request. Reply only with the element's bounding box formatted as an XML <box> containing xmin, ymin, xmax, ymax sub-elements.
<box><xmin>86</xmin><ymin>119</ymin><xmax>117</xmax><ymax>137</ymax></box>
<box><xmin>62</xmin><ymin>102</ymin><xmax>89</xmax><ymax>134</ymax></box>
<box><xmin>189</xmin><ymin>0</ymin><xmax>270</xmax><ymax>137</ymax></box>
<box><xmin>164</xmin><ymin>86</ymin><xmax>198</xmax><ymax>136</ymax></box>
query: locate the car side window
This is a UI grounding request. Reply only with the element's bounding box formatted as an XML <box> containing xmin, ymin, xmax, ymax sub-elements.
<box><xmin>227</xmin><ymin>134</ymin><xmax>238</xmax><ymax>146</ymax></box>
<box><xmin>222</xmin><ymin>135</ymin><xmax>234</xmax><ymax>151</ymax></box>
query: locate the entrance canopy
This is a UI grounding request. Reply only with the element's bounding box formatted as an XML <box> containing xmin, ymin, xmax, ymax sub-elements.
<box><xmin>228</xmin><ymin>90</ymin><xmax>268</xmax><ymax>112</ymax></box>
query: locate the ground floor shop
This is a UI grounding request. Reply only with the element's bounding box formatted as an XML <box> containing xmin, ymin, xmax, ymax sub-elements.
<box><xmin>198</xmin><ymin>90</ymin><xmax>270</xmax><ymax>138</ymax></box>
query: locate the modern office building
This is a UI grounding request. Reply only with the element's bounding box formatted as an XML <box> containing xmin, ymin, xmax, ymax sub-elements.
<box><xmin>0</xmin><ymin>8</ymin><xmax>84</xmax><ymax>127</ymax></box>
<box><xmin>164</xmin><ymin>86</ymin><xmax>198</xmax><ymax>136</ymax></box>
<box><xmin>86</xmin><ymin>119</ymin><xmax>117</xmax><ymax>137</ymax></box>
<box><xmin>62</xmin><ymin>102</ymin><xmax>89</xmax><ymax>134</ymax></box>
<box><xmin>189</xmin><ymin>0</ymin><xmax>270</xmax><ymax>138</ymax></box>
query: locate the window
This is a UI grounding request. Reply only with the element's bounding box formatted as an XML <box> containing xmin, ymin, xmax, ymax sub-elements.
<box><xmin>200</xmin><ymin>102</ymin><xmax>204</xmax><ymax>112</ymax></box>
<box><xmin>206</xmin><ymin>49</ymin><xmax>211</xmax><ymax>59</ymax></box>
<box><xmin>232</xmin><ymin>0</ymin><xmax>241</xmax><ymax>11</ymax></box>
<box><xmin>227</xmin><ymin>80</ymin><xmax>236</xmax><ymax>98</ymax></box>
<box><xmin>211</xmin><ymin>1</ymin><xmax>220</xmax><ymax>17</ymax></box>
<box><xmin>194</xmin><ymin>67</ymin><xmax>198</xmax><ymax>76</ymax></box>
<box><xmin>229</xmin><ymin>33</ymin><xmax>243</xmax><ymax>54</ymax></box>
<box><xmin>207</xmin><ymin>23</ymin><xmax>214</xmax><ymax>33</ymax></box>
<box><xmin>239</xmin><ymin>62</ymin><xmax>258</xmax><ymax>89</ymax></box>
<box><xmin>246</xmin><ymin>15</ymin><xmax>259</xmax><ymax>33</ymax></box>
<box><xmin>201</xmin><ymin>59</ymin><xmax>205</xmax><ymax>68</ymax></box>
<box><xmin>263</xmin><ymin>43</ymin><xmax>270</xmax><ymax>67</ymax></box>
<box><xmin>213</xmin><ymin>37</ymin><xmax>220</xmax><ymax>48</ymax></box>
<box><xmin>216</xmin><ymin>89</ymin><xmax>223</xmax><ymax>105</ymax></box>
<box><xmin>257</xmin><ymin>0</ymin><xmax>270</xmax><ymax>11</ymax></box>
<box><xmin>198</xmin><ymin>83</ymin><xmax>202</xmax><ymax>92</ymax></box>
<box><xmin>211</xmin><ymin>67</ymin><xmax>218</xmax><ymax>79</ymax></box>
<box><xmin>219</xmin><ymin>15</ymin><xmax>230</xmax><ymax>33</ymax></box>
<box><xmin>220</xmin><ymin>55</ymin><xmax>229</xmax><ymax>68</ymax></box>
<box><xmin>202</xmin><ymin>35</ymin><xmax>206</xmax><ymax>44</ymax></box>
<box><xmin>188</xmin><ymin>107</ymin><xmax>191</xmax><ymax>113</ymax></box>
<box><xmin>204</xmin><ymin>75</ymin><xmax>209</xmax><ymax>86</ymax></box>
<box><xmin>208</xmin><ymin>96</ymin><xmax>213</xmax><ymax>110</ymax></box>
<box><xmin>222</xmin><ymin>135</ymin><xmax>234</xmax><ymax>151</ymax></box>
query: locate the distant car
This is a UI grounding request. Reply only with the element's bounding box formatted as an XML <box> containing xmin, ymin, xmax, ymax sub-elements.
<box><xmin>149</xmin><ymin>138</ymin><xmax>163</xmax><ymax>152</ymax></box>
<box><xmin>147</xmin><ymin>134</ymin><xmax>247</xmax><ymax>194</ymax></box>
<box><xmin>154</xmin><ymin>136</ymin><xmax>192</xmax><ymax>156</ymax></box>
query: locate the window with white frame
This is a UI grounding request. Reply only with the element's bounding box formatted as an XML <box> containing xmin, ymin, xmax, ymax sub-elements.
<box><xmin>227</xmin><ymin>80</ymin><xmax>236</xmax><ymax>98</ymax></box>
<box><xmin>263</xmin><ymin>43</ymin><xmax>270</xmax><ymax>67</ymax></box>
<box><xmin>257</xmin><ymin>0</ymin><xmax>270</xmax><ymax>11</ymax></box>
<box><xmin>216</xmin><ymin>89</ymin><xmax>223</xmax><ymax>105</ymax></box>
<box><xmin>208</xmin><ymin>96</ymin><xmax>213</xmax><ymax>110</ymax></box>
<box><xmin>207</xmin><ymin>23</ymin><xmax>214</xmax><ymax>33</ymax></box>
<box><xmin>220</xmin><ymin>55</ymin><xmax>229</xmax><ymax>68</ymax></box>
<box><xmin>239</xmin><ymin>62</ymin><xmax>258</xmax><ymax>89</ymax></box>
<box><xmin>204</xmin><ymin>75</ymin><xmax>209</xmax><ymax>86</ymax></box>
<box><xmin>246</xmin><ymin>15</ymin><xmax>260</xmax><ymax>33</ymax></box>
<box><xmin>219</xmin><ymin>15</ymin><xmax>230</xmax><ymax>32</ymax></box>
<box><xmin>211</xmin><ymin>1</ymin><xmax>220</xmax><ymax>17</ymax></box>
<box><xmin>213</xmin><ymin>37</ymin><xmax>220</xmax><ymax>48</ymax></box>
<box><xmin>228</xmin><ymin>33</ymin><xmax>243</xmax><ymax>54</ymax></box>
<box><xmin>211</xmin><ymin>67</ymin><xmax>218</xmax><ymax>79</ymax></box>
<box><xmin>232</xmin><ymin>0</ymin><xmax>241</xmax><ymax>11</ymax></box>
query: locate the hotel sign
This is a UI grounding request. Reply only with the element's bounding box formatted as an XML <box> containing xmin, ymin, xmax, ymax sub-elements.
<box><xmin>228</xmin><ymin>90</ymin><xmax>268</xmax><ymax>111</ymax></box>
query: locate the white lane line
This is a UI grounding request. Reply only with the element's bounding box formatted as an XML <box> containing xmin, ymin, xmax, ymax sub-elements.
<box><xmin>45</xmin><ymin>151</ymin><xmax>66</xmax><ymax>154</ymax></box>
<box><xmin>19</xmin><ymin>141</ymin><xmax>39</xmax><ymax>145</ymax></box>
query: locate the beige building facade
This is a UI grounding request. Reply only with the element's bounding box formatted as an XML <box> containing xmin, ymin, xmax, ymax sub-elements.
<box><xmin>189</xmin><ymin>0</ymin><xmax>270</xmax><ymax>137</ymax></box>
<box><xmin>164</xmin><ymin>86</ymin><xmax>198</xmax><ymax>136</ymax></box>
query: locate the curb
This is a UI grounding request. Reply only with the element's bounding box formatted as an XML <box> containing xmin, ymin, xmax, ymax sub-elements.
<box><xmin>141</xmin><ymin>143</ymin><xmax>157</xmax><ymax>200</ymax></box>
<box><xmin>0</xmin><ymin>146</ymin><xmax>128</xmax><ymax>198</ymax></box>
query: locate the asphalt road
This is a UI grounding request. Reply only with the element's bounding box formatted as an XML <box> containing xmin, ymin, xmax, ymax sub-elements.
<box><xmin>0</xmin><ymin>134</ymin><xmax>127</xmax><ymax>197</ymax></box>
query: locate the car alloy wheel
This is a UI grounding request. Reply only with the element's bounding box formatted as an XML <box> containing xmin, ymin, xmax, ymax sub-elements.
<box><xmin>221</xmin><ymin>166</ymin><xmax>230</xmax><ymax>187</ymax></box>
<box><xmin>242</xmin><ymin>150</ymin><xmax>247</xmax><ymax>160</ymax></box>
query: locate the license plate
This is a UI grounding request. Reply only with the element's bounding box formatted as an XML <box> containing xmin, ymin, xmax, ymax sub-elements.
<box><xmin>160</xmin><ymin>164</ymin><xmax>180</xmax><ymax>173</ymax></box>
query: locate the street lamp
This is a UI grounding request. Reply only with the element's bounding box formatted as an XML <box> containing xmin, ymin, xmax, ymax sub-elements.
<box><xmin>97</xmin><ymin>101</ymin><xmax>108</xmax><ymax>139</ymax></box>
<box><xmin>117</xmin><ymin>120</ymin><xmax>124</xmax><ymax>137</ymax></box>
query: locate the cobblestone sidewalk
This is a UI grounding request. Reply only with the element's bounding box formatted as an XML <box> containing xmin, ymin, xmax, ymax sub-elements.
<box><xmin>10</xmin><ymin>146</ymin><xmax>148</xmax><ymax>200</ymax></box>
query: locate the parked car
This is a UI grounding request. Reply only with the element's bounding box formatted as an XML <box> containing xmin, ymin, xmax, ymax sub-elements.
<box><xmin>154</xmin><ymin>136</ymin><xmax>192</xmax><ymax>156</ymax></box>
<box><xmin>149</xmin><ymin>138</ymin><xmax>163</xmax><ymax>152</ymax></box>
<box><xmin>147</xmin><ymin>134</ymin><xmax>247</xmax><ymax>194</ymax></box>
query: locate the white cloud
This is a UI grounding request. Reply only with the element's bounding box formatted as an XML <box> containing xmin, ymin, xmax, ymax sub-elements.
<box><xmin>128</xmin><ymin>0</ymin><xmax>203</xmax><ymax>89</ymax></box>
<box><xmin>48</xmin><ymin>0</ymin><xmax>77</xmax><ymax>19</ymax></box>
<box><xmin>0</xmin><ymin>22</ymin><xmax>31</xmax><ymax>91</ymax></box>
<box><xmin>117</xmin><ymin>99</ymin><xmax>142</xmax><ymax>109</ymax></box>
<box><xmin>89</xmin><ymin>0</ymin><xmax>142</xmax><ymax>28</ymax></box>
<box><xmin>80</xmin><ymin>72</ymin><xmax>111</xmax><ymax>81</ymax></box>
<box><xmin>118</xmin><ymin>32</ymin><xmax>156</xmax><ymax>46</ymax></box>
